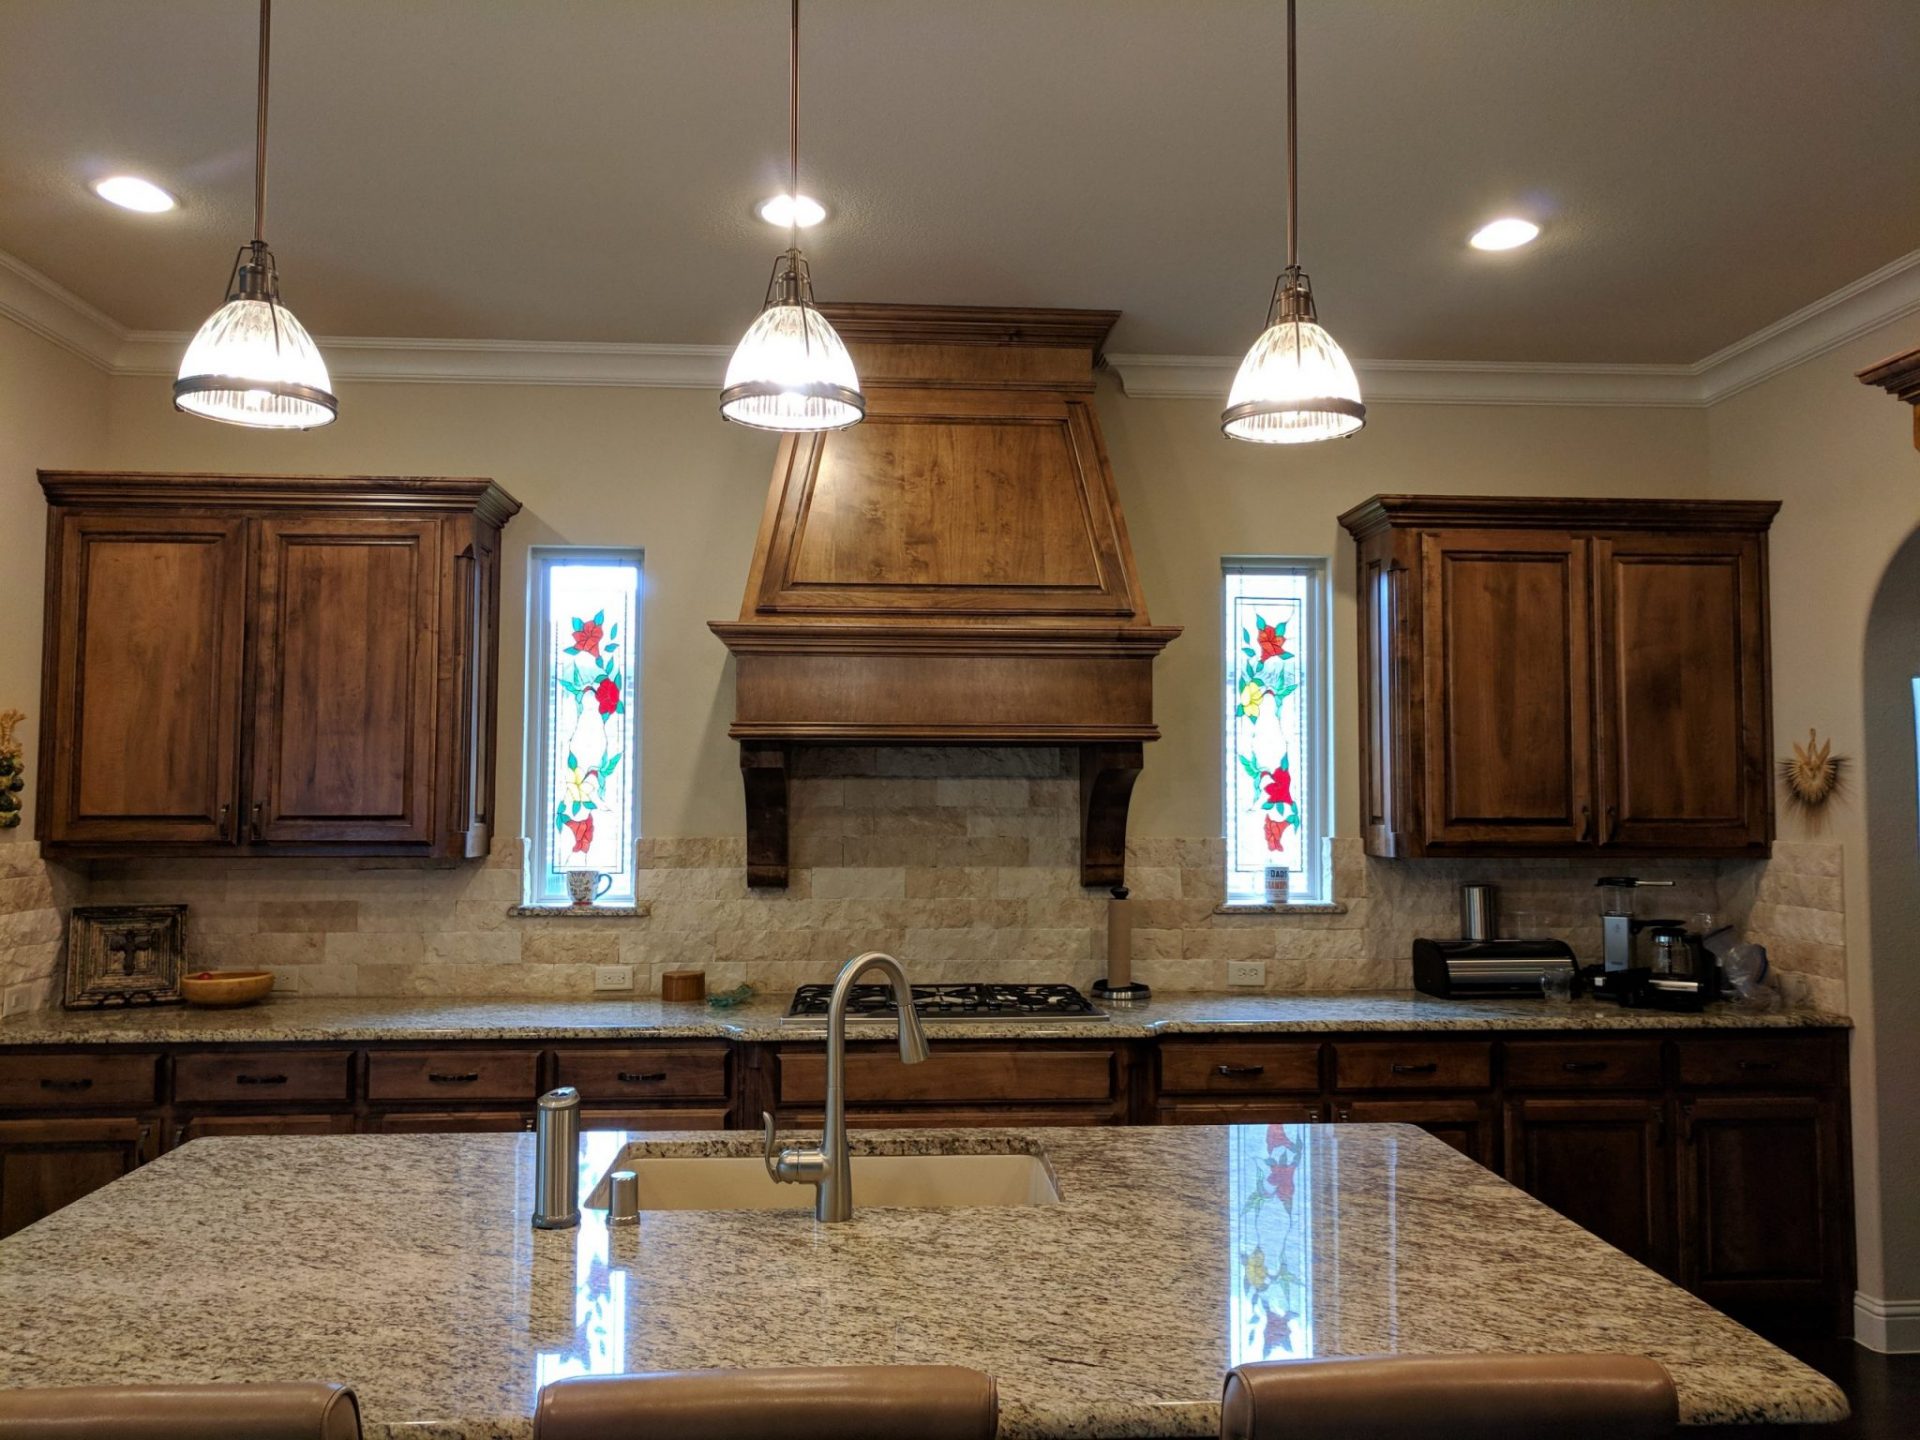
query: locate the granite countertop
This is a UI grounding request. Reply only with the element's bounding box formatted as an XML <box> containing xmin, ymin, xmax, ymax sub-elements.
<box><xmin>0</xmin><ymin>991</ymin><xmax>1850</xmax><ymax>1047</ymax></box>
<box><xmin>0</xmin><ymin>1124</ymin><xmax>1846</xmax><ymax>1437</ymax></box>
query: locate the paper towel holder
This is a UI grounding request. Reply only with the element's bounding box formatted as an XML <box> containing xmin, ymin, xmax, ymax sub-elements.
<box><xmin>1092</xmin><ymin>885</ymin><xmax>1152</xmax><ymax>1007</ymax></box>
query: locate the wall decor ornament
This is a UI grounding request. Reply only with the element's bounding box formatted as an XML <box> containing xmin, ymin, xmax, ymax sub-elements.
<box><xmin>0</xmin><ymin>709</ymin><xmax>24</xmax><ymax>829</ymax></box>
<box><xmin>1779</xmin><ymin>727</ymin><xmax>1847</xmax><ymax>826</ymax></box>
<box><xmin>62</xmin><ymin>905</ymin><xmax>188</xmax><ymax>1008</ymax></box>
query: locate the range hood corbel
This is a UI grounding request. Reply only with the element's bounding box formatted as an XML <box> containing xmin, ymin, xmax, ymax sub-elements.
<box><xmin>710</xmin><ymin>303</ymin><xmax>1180</xmax><ymax>888</ymax></box>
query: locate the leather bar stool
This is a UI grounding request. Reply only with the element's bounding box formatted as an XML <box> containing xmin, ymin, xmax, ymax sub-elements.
<box><xmin>535</xmin><ymin>1365</ymin><xmax>997</xmax><ymax>1440</ymax></box>
<box><xmin>0</xmin><ymin>1382</ymin><xmax>362</xmax><ymax>1440</ymax></box>
<box><xmin>1220</xmin><ymin>1354</ymin><xmax>1678</xmax><ymax>1440</ymax></box>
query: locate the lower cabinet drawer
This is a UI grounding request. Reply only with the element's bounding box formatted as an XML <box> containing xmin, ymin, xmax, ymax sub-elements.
<box><xmin>1333</xmin><ymin>1041</ymin><xmax>1492</xmax><ymax>1090</ymax></box>
<box><xmin>0</xmin><ymin>1054</ymin><xmax>160</xmax><ymax>1110</ymax></box>
<box><xmin>1502</xmin><ymin>1039</ymin><xmax>1662</xmax><ymax>1090</ymax></box>
<box><xmin>554</xmin><ymin>1048</ymin><xmax>729</xmax><ymax>1101</ymax></box>
<box><xmin>784</xmin><ymin>1107</ymin><xmax>1119</xmax><ymax>1129</ymax></box>
<box><xmin>366</xmin><ymin>1049</ymin><xmax>540</xmax><ymax>1104</ymax></box>
<box><xmin>174</xmin><ymin>1051</ymin><xmax>353</xmax><ymax>1105</ymax></box>
<box><xmin>173</xmin><ymin>1113</ymin><xmax>356</xmax><ymax>1146</ymax></box>
<box><xmin>371</xmin><ymin>1111</ymin><xmax>534</xmax><ymax>1134</ymax></box>
<box><xmin>582</xmin><ymin>1107</ymin><xmax>730</xmax><ymax>1132</ymax></box>
<box><xmin>1157</xmin><ymin>1100</ymin><xmax>1324</xmax><ymax>1127</ymax></box>
<box><xmin>777</xmin><ymin>1047</ymin><xmax>1115</xmax><ymax>1106</ymax></box>
<box><xmin>1158</xmin><ymin>1040</ymin><xmax>1322</xmax><ymax>1096</ymax></box>
<box><xmin>1676</xmin><ymin>1038</ymin><xmax>1835</xmax><ymax>1088</ymax></box>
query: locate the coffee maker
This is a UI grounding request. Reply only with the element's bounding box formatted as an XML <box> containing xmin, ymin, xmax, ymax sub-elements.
<box><xmin>1597</xmin><ymin>876</ymin><xmax>1680</xmax><ymax>971</ymax></box>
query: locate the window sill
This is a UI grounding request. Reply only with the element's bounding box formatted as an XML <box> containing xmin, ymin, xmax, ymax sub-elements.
<box><xmin>508</xmin><ymin>902</ymin><xmax>652</xmax><ymax>920</ymax></box>
<box><xmin>1215</xmin><ymin>900</ymin><xmax>1349</xmax><ymax>916</ymax></box>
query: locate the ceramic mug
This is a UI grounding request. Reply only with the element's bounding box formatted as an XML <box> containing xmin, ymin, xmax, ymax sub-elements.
<box><xmin>566</xmin><ymin>870</ymin><xmax>613</xmax><ymax>907</ymax></box>
<box><xmin>1263</xmin><ymin>864</ymin><xmax>1291</xmax><ymax>904</ymax></box>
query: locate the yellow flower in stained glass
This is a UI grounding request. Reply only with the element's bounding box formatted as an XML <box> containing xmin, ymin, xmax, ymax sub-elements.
<box><xmin>1239</xmin><ymin>681</ymin><xmax>1266</xmax><ymax>719</ymax></box>
<box><xmin>561</xmin><ymin>760</ymin><xmax>601</xmax><ymax>806</ymax></box>
<box><xmin>1242</xmin><ymin>1247</ymin><xmax>1269</xmax><ymax>1291</ymax></box>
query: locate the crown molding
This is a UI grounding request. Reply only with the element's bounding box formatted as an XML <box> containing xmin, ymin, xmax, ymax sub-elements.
<box><xmin>112</xmin><ymin>330</ymin><xmax>733</xmax><ymax>389</ymax></box>
<box><xmin>5</xmin><ymin>243</ymin><xmax>1917</xmax><ymax>408</ymax></box>
<box><xmin>1102</xmin><ymin>353</ymin><xmax>1703</xmax><ymax>407</ymax></box>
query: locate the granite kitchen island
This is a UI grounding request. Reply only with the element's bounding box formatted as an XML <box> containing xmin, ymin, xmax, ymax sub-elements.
<box><xmin>0</xmin><ymin>1124</ymin><xmax>1847</xmax><ymax>1438</ymax></box>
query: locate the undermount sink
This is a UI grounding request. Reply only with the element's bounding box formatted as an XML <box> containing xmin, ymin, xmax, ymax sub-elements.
<box><xmin>608</xmin><ymin>1152</ymin><xmax>1061</xmax><ymax>1212</ymax></box>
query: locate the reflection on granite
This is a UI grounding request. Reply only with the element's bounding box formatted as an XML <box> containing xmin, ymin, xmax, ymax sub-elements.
<box><xmin>0</xmin><ymin>990</ymin><xmax>1850</xmax><ymax>1046</ymax></box>
<box><xmin>0</xmin><ymin>1126</ymin><xmax>1845</xmax><ymax>1437</ymax></box>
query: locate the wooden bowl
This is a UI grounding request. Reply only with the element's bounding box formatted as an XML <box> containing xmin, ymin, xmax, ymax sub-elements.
<box><xmin>180</xmin><ymin>970</ymin><xmax>275</xmax><ymax>1008</ymax></box>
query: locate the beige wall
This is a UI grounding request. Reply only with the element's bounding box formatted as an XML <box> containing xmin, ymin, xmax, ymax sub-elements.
<box><xmin>1705</xmin><ymin>316</ymin><xmax>1920</xmax><ymax>1337</ymax></box>
<box><xmin>0</xmin><ymin>319</ymin><xmax>107</xmax><ymax>837</ymax></box>
<box><xmin>97</xmin><ymin>371</ymin><xmax>1712</xmax><ymax>846</ymax></box>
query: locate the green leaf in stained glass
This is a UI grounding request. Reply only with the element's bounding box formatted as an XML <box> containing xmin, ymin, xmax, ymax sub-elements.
<box><xmin>591</xmin><ymin>609</ymin><xmax>604</xmax><ymax>626</ymax></box>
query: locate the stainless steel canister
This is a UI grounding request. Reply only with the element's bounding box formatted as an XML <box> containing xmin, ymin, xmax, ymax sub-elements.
<box><xmin>1460</xmin><ymin>884</ymin><xmax>1498</xmax><ymax>942</ymax></box>
<box><xmin>531</xmin><ymin>1086</ymin><xmax>581</xmax><ymax>1230</ymax></box>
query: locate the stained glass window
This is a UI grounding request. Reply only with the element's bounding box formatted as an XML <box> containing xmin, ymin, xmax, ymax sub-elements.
<box><xmin>1224</xmin><ymin>558</ymin><xmax>1329</xmax><ymax>902</ymax></box>
<box><xmin>528</xmin><ymin>551</ymin><xmax>641</xmax><ymax>905</ymax></box>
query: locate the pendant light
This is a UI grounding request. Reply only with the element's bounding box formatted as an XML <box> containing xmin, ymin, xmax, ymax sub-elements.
<box><xmin>174</xmin><ymin>0</ymin><xmax>336</xmax><ymax>430</ymax></box>
<box><xmin>1221</xmin><ymin>0</ymin><xmax>1364</xmax><ymax>444</ymax></box>
<box><xmin>719</xmin><ymin>0</ymin><xmax>863</xmax><ymax>432</ymax></box>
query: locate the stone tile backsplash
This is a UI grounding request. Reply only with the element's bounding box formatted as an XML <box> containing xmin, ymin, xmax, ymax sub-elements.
<box><xmin>0</xmin><ymin>841</ymin><xmax>76</xmax><ymax>1016</ymax></box>
<box><xmin>34</xmin><ymin>748</ymin><xmax>1846</xmax><ymax>1012</ymax></box>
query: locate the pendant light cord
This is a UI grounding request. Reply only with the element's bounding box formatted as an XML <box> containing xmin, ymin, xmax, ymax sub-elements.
<box><xmin>254</xmin><ymin>0</ymin><xmax>272</xmax><ymax>246</ymax></box>
<box><xmin>1285</xmin><ymin>0</ymin><xmax>1297</xmax><ymax>271</ymax></box>
<box><xmin>788</xmin><ymin>0</ymin><xmax>800</xmax><ymax>254</ymax></box>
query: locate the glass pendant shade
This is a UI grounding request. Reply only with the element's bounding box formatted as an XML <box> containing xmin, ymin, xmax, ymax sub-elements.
<box><xmin>174</xmin><ymin>247</ymin><xmax>336</xmax><ymax>430</ymax></box>
<box><xmin>1221</xmin><ymin>269</ymin><xmax>1365</xmax><ymax>444</ymax></box>
<box><xmin>719</xmin><ymin>250</ymin><xmax>864</xmax><ymax>432</ymax></box>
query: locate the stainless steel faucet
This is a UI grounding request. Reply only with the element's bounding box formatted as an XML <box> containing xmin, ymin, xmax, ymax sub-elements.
<box><xmin>762</xmin><ymin>951</ymin><xmax>930</xmax><ymax>1222</ymax></box>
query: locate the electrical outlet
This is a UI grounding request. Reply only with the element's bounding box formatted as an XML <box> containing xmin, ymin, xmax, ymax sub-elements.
<box><xmin>1225</xmin><ymin>960</ymin><xmax>1266</xmax><ymax>988</ymax></box>
<box><xmin>593</xmin><ymin>965</ymin><xmax>635</xmax><ymax>992</ymax></box>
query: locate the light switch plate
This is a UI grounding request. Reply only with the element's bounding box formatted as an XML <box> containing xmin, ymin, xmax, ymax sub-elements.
<box><xmin>1225</xmin><ymin>960</ymin><xmax>1266</xmax><ymax>988</ymax></box>
<box><xmin>593</xmin><ymin>965</ymin><xmax>635</xmax><ymax>992</ymax></box>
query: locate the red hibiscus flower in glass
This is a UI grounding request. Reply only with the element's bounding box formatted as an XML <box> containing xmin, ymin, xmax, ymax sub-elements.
<box><xmin>570</xmin><ymin>619</ymin><xmax>603</xmax><ymax>658</ymax></box>
<box><xmin>1263</xmin><ymin>765</ymin><xmax>1293</xmax><ymax>807</ymax></box>
<box><xmin>1267</xmin><ymin>1158</ymin><xmax>1296</xmax><ymax>1206</ymax></box>
<box><xmin>1256</xmin><ymin>622</ymin><xmax>1288</xmax><ymax>662</ymax></box>
<box><xmin>1264</xmin><ymin>814</ymin><xmax>1290</xmax><ymax>852</ymax></box>
<box><xmin>563</xmin><ymin>814</ymin><xmax>594</xmax><ymax>854</ymax></box>
<box><xmin>594</xmin><ymin>677</ymin><xmax>620</xmax><ymax>716</ymax></box>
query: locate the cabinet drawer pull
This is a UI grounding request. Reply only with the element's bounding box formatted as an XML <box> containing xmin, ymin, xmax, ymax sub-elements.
<box><xmin>1335</xmin><ymin>1108</ymin><xmax>1352</xmax><ymax>1123</ymax></box>
<box><xmin>427</xmin><ymin>1071</ymin><xmax>481</xmax><ymax>1085</ymax></box>
<box><xmin>234</xmin><ymin>1073</ymin><xmax>288</xmax><ymax>1086</ymax></box>
<box><xmin>38</xmin><ymin>1077</ymin><xmax>92</xmax><ymax>1093</ymax></box>
<box><xmin>617</xmin><ymin>1071</ymin><xmax>668</xmax><ymax>1084</ymax></box>
<box><xmin>1561</xmin><ymin>1060</ymin><xmax>1609</xmax><ymax>1073</ymax></box>
<box><xmin>1736</xmin><ymin>1059</ymin><xmax>1779</xmax><ymax>1072</ymax></box>
<box><xmin>1390</xmin><ymin>1062</ymin><xmax>1438</xmax><ymax>1076</ymax></box>
<box><xmin>1214</xmin><ymin>1064</ymin><xmax>1266</xmax><ymax>1078</ymax></box>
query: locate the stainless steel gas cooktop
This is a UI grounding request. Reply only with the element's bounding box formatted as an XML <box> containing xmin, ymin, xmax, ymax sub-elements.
<box><xmin>782</xmin><ymin>981</ymin><xmax>1109</xmax><ymax>1025</ymax></box>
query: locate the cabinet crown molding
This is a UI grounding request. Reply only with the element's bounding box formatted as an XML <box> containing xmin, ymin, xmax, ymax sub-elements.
<box><xmin>1337</xmin><ymin>494</ymin><xmax>1782</xmax><ymax>540</ymax></box>
<box><xmin>37</xmin><ymin>471</ymin><xmax>523</xmax><ymax>528</ymax></box>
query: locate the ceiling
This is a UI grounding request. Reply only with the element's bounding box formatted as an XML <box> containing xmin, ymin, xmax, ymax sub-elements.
<box><xmin>0</xmin><ymin>0</ymin><xmax>1915</xmax><ymax>364</ymax></box>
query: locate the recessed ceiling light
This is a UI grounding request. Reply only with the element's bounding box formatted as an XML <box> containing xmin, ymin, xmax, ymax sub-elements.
<box><xmin>1469</xmin><ymin>217</ymin><xmax>1539</xmax><ymax>251</ymax></box>
<box><xmin>92</xmin><ymin>175</ymin><xmax>176</xmax><ymax>213</ymax></box>
<box><xmin>756</xmin><ymin>193</ymin><xmax>826</xmax><ymax>229</ymax></box>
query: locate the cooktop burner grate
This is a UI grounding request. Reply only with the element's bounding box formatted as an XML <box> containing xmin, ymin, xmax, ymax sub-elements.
<box><xmin>783</xmin><ymin>981</ymin><xmax>1108</xmax><ymax>1024</ymax></box>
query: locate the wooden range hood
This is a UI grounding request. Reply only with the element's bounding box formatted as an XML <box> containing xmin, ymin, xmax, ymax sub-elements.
<box><xmin>711</xmin><ymin>303</ymin><xmax>1180</xmax><ymax>887</ymax></box>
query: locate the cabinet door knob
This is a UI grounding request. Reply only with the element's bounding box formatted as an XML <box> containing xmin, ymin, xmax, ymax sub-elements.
<box><xmin>1214</xmin><ymin>1064</ymin><xmax>1266</xmax><ymax>1078</ymax></box>
<box><xmin>1390</xmin><ymin>1062</ymin><xmax>1438</xmax><ymax>1076</ymax></box>
<box><xmin>249</xmin><ymin>800</ymin><xmax>263</xmax><ymax>841</ymax></box>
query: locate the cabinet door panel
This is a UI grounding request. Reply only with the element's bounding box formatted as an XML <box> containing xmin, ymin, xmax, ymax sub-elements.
<box><xmin>0</xmin><ymin>1117</ymin><xmax>152</xmax><ymax>1237</ymax></box>
<box><xmin>43</xmin><ymin>516</ymin><xmax>246</xmax><ymax>844</ymax></box>
<box><xmin>1336</xmin><ymin>1098</ymin><xmax>1495</xmax><ymax>1167</ymax></box>
<box><xmin>1419</xmin><ymin>531</ymin><xmax>1593</xmax><ymax>845</ymax></box>
<box><xmin>1678</xmin><ymin>1096</ymin><xmax>1838</xmax><ymax>1307</ymax></box>
<box><xmin>1504</xmin><ymin>1097</ymin><xmax>1670</xmax><ymax>1271</ymax></box>
<box><xmin>1595</xmin><ymin>534</ymin><xmax>1770</xmax><ymax>849</ymax></box>
<box><xmin>250</xmin><ymin>517</ymin><xmax>441</xmax><ymax>844</ymax></box>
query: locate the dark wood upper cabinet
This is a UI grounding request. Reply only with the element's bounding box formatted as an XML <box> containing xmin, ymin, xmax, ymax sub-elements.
<box><xmin>1340</xmin><ymin>496</ymin><xmax>1778</xmax><ymax>859</ymax></box>
<box><xmin>40</xmin><ymin>514</ymin><xmax>248</xmax><ymax>845</ymax></box>
<box><xmin>37</xmin><ymin>473</ymin><xmax>520</xmax><ymax>859</ymax></box>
